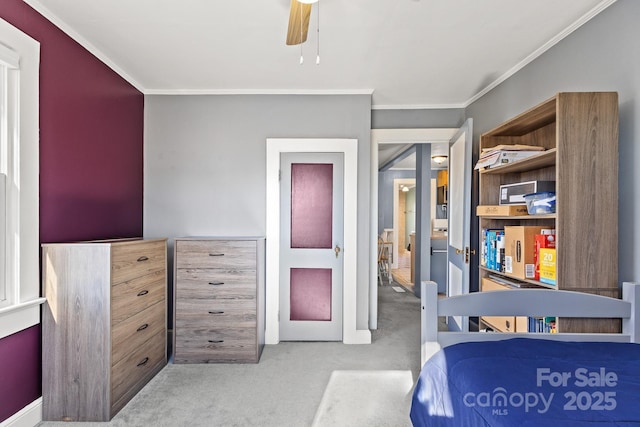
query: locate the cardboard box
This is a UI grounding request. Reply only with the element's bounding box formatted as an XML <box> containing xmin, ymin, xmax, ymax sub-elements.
<box><xmin>534</xmin><ymin>233</ymin><xmax>556</xmax><ymax>280</ymax></box>
<box><xmin>480</xmin><ymin>278</ymin><xmax>528</xmax><ymax>332</ymax></box>
<box><xmin>499</xmin><ymin>181</ymin><xmax>556</xmax><ymax>205</ymax></box>
<box><xmin>504</xmin><ymin>226</ymin><xmax>545</xmax><ymax>280</ymax></box>
<box><xmin>477</xmin><ymin>205</ymin><xmax>529</xmax><ymax>216</ymax></box>
<box><xmin>539</xmin><ymin>248</ymin><xmax>557</xmax><ymax>286</ymax></box>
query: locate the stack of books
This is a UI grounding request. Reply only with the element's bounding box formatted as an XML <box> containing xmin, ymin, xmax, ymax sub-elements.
<box><xmin>528</xmin><ymin>317</ymin><xmax>557</xmax><ymax>333</ymax></box>
<box><xmin>481</xmin><ymin>229</ymin><xmax>506</xmax><ymax>272</ymax></box>
<box><xmin>474</xmin><ymin>144</ymin><xmax>545</xmax><ymax>170</ymax></box>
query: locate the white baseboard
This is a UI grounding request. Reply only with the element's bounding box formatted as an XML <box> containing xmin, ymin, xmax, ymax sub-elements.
<box><xmin>0</xmin><ymin>398</ymin><xmax>42</xmax><ymax>427</ymax></box>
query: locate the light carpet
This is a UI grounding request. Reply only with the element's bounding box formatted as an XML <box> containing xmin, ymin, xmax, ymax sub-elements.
<box><xmin>311</xmin><ymin>370</ymin><xmax>415</xmax><ymax>427</ymax></box>
<box><xmin>38</xmin><ymin>285</ymin><xmax>443</xmax><ymax>427</ymax></box>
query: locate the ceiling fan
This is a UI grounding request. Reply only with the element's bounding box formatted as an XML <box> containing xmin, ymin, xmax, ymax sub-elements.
<box><xmin>286</xmin><ymin>0</ymin><xmax>318</xmax><ymax>45</ymax></box>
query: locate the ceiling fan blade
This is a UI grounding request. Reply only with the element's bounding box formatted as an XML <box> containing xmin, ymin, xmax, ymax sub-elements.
<box><xmin>286</xmin><ymin>0</ymin><xmax>312</xmax><ymax>45</ymax></box>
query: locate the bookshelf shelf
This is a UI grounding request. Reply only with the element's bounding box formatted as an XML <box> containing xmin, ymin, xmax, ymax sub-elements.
<box><xmin>477</xmin><ymin>214</ymin><xmax>556</xmax><ymax>220</ymax></box>
<box><xmin>479</xmin><ymin>267</ymin><xmax>557</xmax><ymax>290</ymax></box>
<box><xmin>478</xmin><ymin>92</ymin><xmax>619</xmax><ymax>334</ymax></box>
<box><xmin>479</xmin><ymin>149</ymin><xmax>557</xmax><ymax>175</ymax></box>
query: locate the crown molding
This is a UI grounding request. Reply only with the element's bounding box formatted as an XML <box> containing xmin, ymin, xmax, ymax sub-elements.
<box><xmin>463</xmin><ymin>0</ymin><xmax>617</xmax><ymax>108</ymax></box>
<box><xmin>373</xmin><ymin>0</ymin><xmax>618</xmax><ymax>111</ymax></box>
<box><xmin>24</xmin><ymin>0</ymin><xmax>617</xmax><ymax>109</ymax></box>
<box><xmin>143</xmin><ymin>88</ymin><xmax>375</xmax><ymax>96</ymax></box>
<box><xmin>23</xmin><ymin>0</ymin><xmax>144</xmax><ymax>92</ymax></box>
<box><xmin>371</xmin><ymin>103</ymin><xmax>466</xmax><ymax>111</ymax></box>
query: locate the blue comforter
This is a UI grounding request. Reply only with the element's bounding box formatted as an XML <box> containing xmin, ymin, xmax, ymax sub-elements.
<box><xmin>410</xmin><ymin>338</ymin><xmax>640</xmax><ymax>426</ymax></box>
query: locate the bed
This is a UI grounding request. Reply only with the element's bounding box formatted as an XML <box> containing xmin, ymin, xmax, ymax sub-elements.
<box><xmin>410</xmin><ymin>281</ymin><xmax>640</xmax><ymax>426</ymax></box>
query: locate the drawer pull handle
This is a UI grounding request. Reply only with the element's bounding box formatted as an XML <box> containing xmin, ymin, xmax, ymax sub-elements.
<box><xmin>137</xmin><ymin>323</ymin><xmax>149</xmax><ymax>332</ymax></box>
<box><xmin>208</xmin><ymin>339</ymin><xmax>224</xmax><ymax>343</ymax></box>
<box><xmin>137</xmin><ymin>290</ymin><xmax>149</xmax><ymax>297</ymax></box>
<box><xmin>137</xmin><ymin>357</ymin><xmax>149</xmax><ymax>367</ymax></box>
<box><xmin>137</xmin><ymin>256</ymin><xmax>149</xmax><ymax>262</ymax></box>
<box><xmin>209</xmin><ymin>253</ymin><xmax>225</xmax><ymax>257</ymax></box>
<box><xmin>208</xmin><ymin>311</ymin><xmax>225</xmax><ymax>315</ymax></box>
<box><xmin>208</xmin><ymin>282</ymin><xmax>225</xmax><ymax>286</ymax></box>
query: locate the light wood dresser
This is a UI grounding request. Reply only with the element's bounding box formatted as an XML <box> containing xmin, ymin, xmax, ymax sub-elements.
<box><xmin>41</xmin><ymin>238</ymin><xmax>168</xmax><ymax>421</ymax></box>
<box><xmin>173</xmin><ymin>237</ymin><xmax>265</xmax><ymax>363</ymax></box>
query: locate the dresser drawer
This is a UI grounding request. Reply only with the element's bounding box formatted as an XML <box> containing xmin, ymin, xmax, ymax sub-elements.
<box><xmin>111</xmin><ymin>240</ymin><xmax>166</xmax><ymax>284</ymax></box>
<box><xmin>175</xmin><ymin>269</ymin><xmax>256</xmax><ymax>299</ymax></box>
<box><xmin>112</xmin><ymin>301</ymin><xmax>165</xmax><ymax>366</ymax></box>
<box><xmin>112</xmin><ymin>270</ymin><xmax>165</xmax><ymax>324</ymax></box>
<box><xmin>174</xmin><ymin>327</ymin><xmax>257</xmax><ymax>363</ymax></box>
<box><xmin>175</xmin><ymin>240</ymin><xmax>256</xmax><ymax>269</ymax></box>
<box><xmin>111</xmin><ymin>330</ymin><xmax>166</xmax><ymax>405</ymax></box>
<box><xmin>175</xmin><ymin>299</ymin><xmax>256</xmax><ymax>328</ymax></box>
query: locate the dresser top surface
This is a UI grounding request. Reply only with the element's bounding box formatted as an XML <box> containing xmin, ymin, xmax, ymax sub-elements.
<box><xmin>41</xmin><ymin>237</ymin><xmax>167</xmax><ymax>247</ymax></box>
<box><xmin>175</xmin><ymin>236</ymin><xmax>265</xmax><ymax>241</ymax></box>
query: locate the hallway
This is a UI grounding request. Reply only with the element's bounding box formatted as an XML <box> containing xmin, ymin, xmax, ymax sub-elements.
<box><xmin>391</xmin><ymin>250</ymin><xmax>413</xmax><ymax>293</ymax></box>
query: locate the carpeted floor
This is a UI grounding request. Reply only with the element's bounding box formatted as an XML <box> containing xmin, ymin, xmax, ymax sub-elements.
<box><xmin>38</xmin><ymin>286</ymin><xmax>439</xmax><ymax>427</ymax></box>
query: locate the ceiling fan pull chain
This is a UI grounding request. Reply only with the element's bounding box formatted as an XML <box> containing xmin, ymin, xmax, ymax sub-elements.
<box><xmin>316</xmin><ymin>1</ymin><xmax>320</xmax><ymax>65</ymax></box>
<box><xmin>300</xmin><ymin>4</ymin><xmax>304</xmax><ymax>65</ymax></box>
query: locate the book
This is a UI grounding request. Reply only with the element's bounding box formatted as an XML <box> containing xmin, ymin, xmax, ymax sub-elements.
<box><xmin>481</xmin><ymin>144</ymin><xmax>546</xmax><ymax>153</ymax></box>
<box><xmin>528</xmin><ymin>316</ymin><xmax>557</xmax><ymax>333</ymax></box>
<box><xmin>487</xmin><ymin>229</ymin><xmax>504</xmax><ymax>272</ymax></box>
<box><xmin>475</xmin><ymin>150</ymin><xmax>544</xmax><ymax>170</ymax></box>
<box><xmin>488</xmin><ymin>274</ymin><xmax>540</xmax><ymax>288</ymax></box>
<box><xmin>496</xmin><ymin>233</ymin><xmax>505</xmax><ymax>272</ymax></box>
<box><xmin>539</xmin><ymin>248</ymin><xmax>557</xmax><ymax>285</ymax></box>
<box><xmin>534</xmin><ymin>232</ymin><xmax>556</xmax><ymax>280</ymax></box>
<box><xmin>480</xmin><ymin>228</ymin><xmax>488</xmax><ymax>267</ymax></box>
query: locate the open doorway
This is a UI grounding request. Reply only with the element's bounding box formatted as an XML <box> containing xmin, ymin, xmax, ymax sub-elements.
<box><xmin>391</xmin><ymin>178</ymin><xmax>415</xmax><ymax>291</ymax></box>
<box><xmin>378</xmin><ymin>146</ymin><xmax>449</xmax><ymax>294</ymax></box>
<box><xmin>379</xmin><ymin>158</ymin><xmax>448</xmax><ymax>293</ymax></box>
<box><xmin>369</xmin><ymin>128</ymin><xmax>457</xmax><ymax>330</ymax></box>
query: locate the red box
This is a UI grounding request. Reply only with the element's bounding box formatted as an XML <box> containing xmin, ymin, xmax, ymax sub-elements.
<box><xmin>534</xmin><ymin>233</ymin><xmax>556</xmax><ymax>280</ymax></box>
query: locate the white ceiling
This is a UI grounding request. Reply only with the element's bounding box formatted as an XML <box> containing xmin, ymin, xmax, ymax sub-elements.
<box><xmin>23</xmin><ymin>0</ymin><xmax>614</xmax><ymax>109</ymax></box>
<box><xmin>378</xmin><ymin>143</ymin><xmax>448</xmax><ymax>170</ymax></box>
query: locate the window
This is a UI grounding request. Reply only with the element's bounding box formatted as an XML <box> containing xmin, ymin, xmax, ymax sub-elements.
<box><xmin>0</xmin><ymin>18</ymin><xmax>42</xmax><ymax>339</ymax></box>
<box><xmin>0</xmin><ymin>45</ymin><xmax>19</xmax><ymax>310</ymax></box>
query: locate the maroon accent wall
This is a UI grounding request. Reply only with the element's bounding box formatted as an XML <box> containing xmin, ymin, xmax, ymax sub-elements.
<box><xmin>0</xmin><ymin>0</ymin><xmax>144</xmax><ymax>422</ymax></box>
<box><xmin>0</xmin><ymin>326</ymin><xmax>40</xmax><ymax>422</ymax></box>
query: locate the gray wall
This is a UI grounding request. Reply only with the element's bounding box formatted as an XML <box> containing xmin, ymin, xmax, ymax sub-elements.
<box><xmin>378</xmin><ymin>169</ymin><xmax>415</xmax><ymax>235</ymax></box>
<box><xmin>143</xmin><ymin>94</ymin><xmax>372</xmax><ymax>330</ymax></box>
<box><xmin>405</xmin><ymin>187</ymin><xmax>416</xmax><ymax>244</ymax></box>
<box><xmin>466</xmin><ymin>0</ymin><xmax>640</xmax><ymax>286</ymax></box>
<box><xmin>372</xmin><ymin>108</ymin><xmax>465</xmax><ymax>129</ymax></box>
<box><xmin>142</xmin><ymin>0</ymin><xmax>640</xmax><ymax>337</ymax></box>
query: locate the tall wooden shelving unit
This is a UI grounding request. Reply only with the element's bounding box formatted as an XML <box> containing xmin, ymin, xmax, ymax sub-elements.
<box><xmin>478</xmin><ymin>92</ymin><xmax>619</xmax><ymax>333</ymax></box>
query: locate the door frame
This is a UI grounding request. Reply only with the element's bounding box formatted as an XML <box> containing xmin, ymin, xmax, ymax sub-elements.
<box><xmin>266</xmin><ymin>138</ymin><xmax>369</xmax><ymax>344</ymax></box>
<box><xmin>446</xmin><ymin>119</ymin><xmax>473</xmax><ymax>331</ymax></box>
<box><xmin>392</xmin><ymin>178</ymin><xmax>416</xmax><ymax>270</ymax></box>
<box><xmin>370</xmin><ymin>129</ymin><xmax>457</xmax><ymax>328</ymax></box>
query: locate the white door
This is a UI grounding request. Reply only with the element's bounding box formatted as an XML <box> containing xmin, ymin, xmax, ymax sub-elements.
<box><xmin>447</xmin><ymin>119</ymin><xmax>473</xmax><ymax>331</ymax></box>
<box><xmin>279</xmin><ymin>152</ymin><xmax>344</xmax><ymax>341</ymax></box>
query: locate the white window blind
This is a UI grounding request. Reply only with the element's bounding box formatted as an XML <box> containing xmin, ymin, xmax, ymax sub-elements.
<box><xmin>0</xmin><ymin>16</ymin><xmax>43</xmax><ymax>337</ymax></box>
<box><xmin>0</xmin><ymin>61</ymin><xmax>9</xmax><ymax>308</ymax></box>
<box><xmin>0</xmin><ymin>172</ymin><xmax>5</xmax><ymax>305</ymax></box>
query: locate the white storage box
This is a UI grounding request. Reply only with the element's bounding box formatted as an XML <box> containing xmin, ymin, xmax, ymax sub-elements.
<box><xmin>499</xmin><ymin>181</ymin><xmax>555</xmax><ymax>205</ymax></box>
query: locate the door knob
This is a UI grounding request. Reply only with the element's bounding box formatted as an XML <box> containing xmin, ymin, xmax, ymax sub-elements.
<box><xmin>335</xmin><ymin>244</ymin><xmax>341</xmax><ymax>258</ymax></box>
